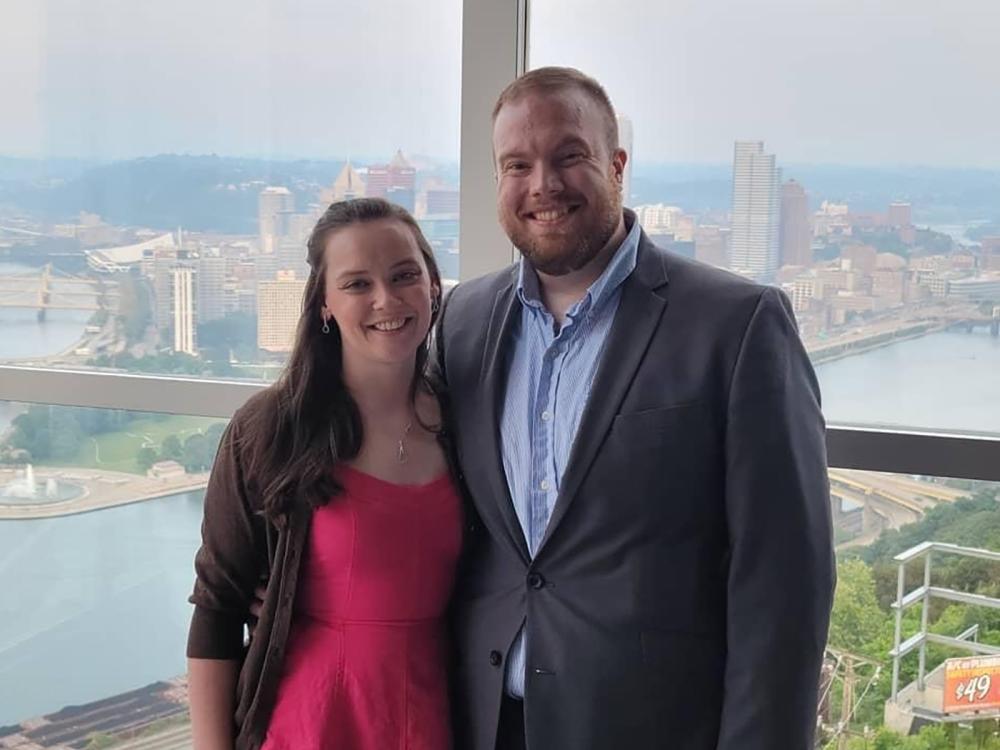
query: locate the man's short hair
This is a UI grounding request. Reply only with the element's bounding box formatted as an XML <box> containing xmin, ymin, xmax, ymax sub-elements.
<box><xmin>491</xmin><ymin>66</ymin><xmax>620</xmax><ymax>155</ymax></box>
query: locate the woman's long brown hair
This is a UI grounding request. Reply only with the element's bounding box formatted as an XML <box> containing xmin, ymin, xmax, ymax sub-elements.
<box><xmin>240</xmin><ymin>198</ymin><xmax>443</xmax><ymax>520</ymax></box>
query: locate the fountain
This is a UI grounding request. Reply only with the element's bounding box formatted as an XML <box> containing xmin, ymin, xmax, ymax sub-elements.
<box><xmin>0</xmin><ymin>464</ymin><xmax>83</xmax><ymax>504</ymax></box>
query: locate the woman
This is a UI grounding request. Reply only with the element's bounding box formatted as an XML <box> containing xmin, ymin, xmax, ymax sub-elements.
<box><xmin>186</xmin><ymin>198</ymin><xmax>462</xmax><ymax>750</ymax></box>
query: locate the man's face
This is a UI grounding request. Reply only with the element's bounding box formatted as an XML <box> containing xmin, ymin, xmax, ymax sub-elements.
<box><xmin>493</xmin><ymin>88</ymin><xmax>627</xmax><ymax>276</ymax></box>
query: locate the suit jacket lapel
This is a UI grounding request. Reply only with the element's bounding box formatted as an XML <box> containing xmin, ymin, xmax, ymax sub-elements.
<box><xmin>537</xmin><ymin>236</ymin><xmax>670</xmax><ymax>555</ymax></box>
<box><xmin>478</xmin><ymin>269</ymin><xmax>532</xmax><ymax>564</ymax></box>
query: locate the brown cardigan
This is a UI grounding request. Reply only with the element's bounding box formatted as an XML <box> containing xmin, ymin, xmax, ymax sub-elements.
<box><xmin>187</xmin><ymin>393</ymin><xmax>313</xmax><ymax>750</ymax></box>
<box><xmin>187</xmin><ymin>389</ymin><xmax>465</xmax><ymax>750</ymax></box>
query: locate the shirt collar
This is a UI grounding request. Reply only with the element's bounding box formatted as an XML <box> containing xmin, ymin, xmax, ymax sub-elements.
<box><xmin>516</xmin><ymin>211</ymin><xmax>641</xmax><ymax>316</ymax></box>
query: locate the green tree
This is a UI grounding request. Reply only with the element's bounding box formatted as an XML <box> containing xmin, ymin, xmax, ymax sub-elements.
<box><xmin>161</xmin><ymin>434</ymin><xmax>183</xmax><ymax>461</ymax></box>
<box><xmin>914</xmin><ymin>723</ymin><xmax>952</xmax><ymax>750</ymax></box>
<box><xmin>182</xmin><ymin>433</ymin><xmax>211</xmax><ymax>472</ymax></box>
<box><xmin>830</xmin><ymin>559</ymin><xmax>886</xmax><ymax>657</ymax></box>
<box><xmin>136</xmin><ymin>446</ymin><xmax>158</xmax><ymax>471</ymax></box>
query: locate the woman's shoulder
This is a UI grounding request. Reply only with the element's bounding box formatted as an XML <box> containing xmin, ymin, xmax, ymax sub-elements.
<box><xmin>220</xmin><ymin>387</ymin><xmax>286</xmax><ymax>470</ymax></box>
<box><xmin>230</xmin><ymin>386</ymin><xmax>282</xmax><ymax>433</ymax></box>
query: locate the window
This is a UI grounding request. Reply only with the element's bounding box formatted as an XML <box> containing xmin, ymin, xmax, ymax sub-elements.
<box><xmin>0</xmin><ymin>1</ymin><xmax>462</xmax><ymax>380</ymax></box>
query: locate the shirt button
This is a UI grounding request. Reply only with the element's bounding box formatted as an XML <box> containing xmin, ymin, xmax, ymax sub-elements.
<box><xmin>489</xmin><ymin>650</ymin><xmax>503</xmax><ymax>667</ymax></box>
<box><xmin>540</xmin><ymin>479</ymin><xmax>550</xmax><ymax>491</ymax></box>
<box><xmin>541</xmin><ymin>411</ymin><xmax>552</xmax><ymax>422</ymax></box>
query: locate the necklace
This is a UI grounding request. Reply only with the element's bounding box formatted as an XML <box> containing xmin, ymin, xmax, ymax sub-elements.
<box><xmin>397</xmin><ymin>421</ymin><xmax>414</xmax><ymax>464</ymax></box>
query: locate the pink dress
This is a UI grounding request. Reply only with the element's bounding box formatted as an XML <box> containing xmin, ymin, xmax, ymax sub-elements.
<box><xmin>262</xmin><ymin>465</ymin><xmax>463</xmax><ymax>750</ymax></box>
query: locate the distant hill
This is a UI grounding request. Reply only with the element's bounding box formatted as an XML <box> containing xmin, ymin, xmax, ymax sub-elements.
<box><xmin>1</xmin><ymin>154</ymin><xmax>997</xmax><ymax>232</ymax></box>
<box><xmin>1</xmin><ymin>154</ymin><xmax>354</xmax><ymax>233</ymax></box>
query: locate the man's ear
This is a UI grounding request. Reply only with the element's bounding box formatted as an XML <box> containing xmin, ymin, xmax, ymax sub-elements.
<box><xmin>612</xmin><ymin>147</ymin><xmax>628</xmax><ymax>183</ymax></box>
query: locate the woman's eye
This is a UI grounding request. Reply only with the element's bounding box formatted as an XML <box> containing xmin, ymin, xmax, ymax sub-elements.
<box><xmin>395</xmin><ymin>270</ymin><xmax>420</xmax><ymax>283</ymax></box>
<box><xmin>344</xmin><ymin>280</ymin><xmax>369</xmax><ymax>290</ymax></box>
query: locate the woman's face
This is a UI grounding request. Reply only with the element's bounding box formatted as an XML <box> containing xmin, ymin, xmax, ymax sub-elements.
<box><xmin>320</xmin><ymin>218</ymin><xmax>437</xmax><ymax>370</ymax></box>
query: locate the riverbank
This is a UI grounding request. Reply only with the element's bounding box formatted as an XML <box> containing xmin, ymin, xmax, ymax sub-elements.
<box><xmin>0</xmin><ymin>466</ymin><xmax>208</xmax><ymax>519</ymax></box>
<box><xmin>0</xmin><ymin>676</ymin><xmax>190</xmax><ymax>750</ymax></box>
<box><xmin>807</xmin><ymin>323</ymin><xmax>943</xmax><ymax>364</ymax></box>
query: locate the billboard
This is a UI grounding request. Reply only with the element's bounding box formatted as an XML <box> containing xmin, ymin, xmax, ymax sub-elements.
<box><xmin>944</xmin><ymin>655</ymin><xmax>1000</xmax><ymax>715</ymax></box>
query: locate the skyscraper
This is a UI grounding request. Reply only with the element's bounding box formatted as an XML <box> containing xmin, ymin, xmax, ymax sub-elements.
<box><xmin>780</xmin><ymin>179</ymin><xmax>812</xmax><ymax>268</ymax></box>
<box><xmin>730</xmin><ymin>141</ymin><xmax>781</xmax><ymax>279</ymax></box>
<box><xmin>172</xmin><ymin>266</ymin><xmax>196</xmax><ymax>355</ymax></box>
<box><xmin>617</xmin><ymin>114</ymin><xmax>634</xmax><ymax>206</ymax></box>
<box><xmin>258</xmin><ymin>271</ymin><xmax>307</xmax><ymax>353</ymax></box>
<box><xmin>329</xmin><ymin>160</ymin><xmax>366</xmax><ymax>202</ymax></box>
<box><xmin>147</xmin><ymin>247</ymin><xmax>179</xmax><ymax>335</ymax></box>
<box><xmin>365</xmin><ymin>150</ymin><xmax>416</xmax><ymax>203</ymax></box>
<box><xmin>259</xmin><ymin>186</ymin><xmax>295</xmax><ymax>254</ymax></box>
<box><xmin>196</xmin><ymin>249</ymin><xmax>227</xmax><ymax>324</ymax></box>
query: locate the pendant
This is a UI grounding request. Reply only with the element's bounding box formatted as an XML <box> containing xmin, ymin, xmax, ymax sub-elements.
<box><xmin>397</xmin><ymin>439</ymin><xmax>408</xmax><ymax>464</ymax></box>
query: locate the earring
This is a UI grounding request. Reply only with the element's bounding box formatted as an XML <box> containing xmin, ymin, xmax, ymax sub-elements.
<box><xmin>322</xmin><ymin>320</ymin><xmax>330</xmax><ymax>334</ymax></box>
<box><xmin>431</xmin><ymin>297</ymin><xmax>440</xmax><ymax>313</ymax></box>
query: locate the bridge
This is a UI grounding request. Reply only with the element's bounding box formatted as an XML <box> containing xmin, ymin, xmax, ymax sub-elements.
<box><xmin>0</xmin><ymin>264</ymin><xmax>118</xmax><ymax>321</ymax></box>
<box><xmin>942</xmin><ymin>305</ymin><xmax>1000</xmax><ymax>337</ymax></box>
<box><xmin>829</xmin><ymin>469</ymin><xmax>968</xmax><ymax>549</ymax></box>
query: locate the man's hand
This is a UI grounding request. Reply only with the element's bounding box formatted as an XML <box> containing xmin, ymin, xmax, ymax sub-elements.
<box><xmin>247</xmin><ymin>578</ymin><xmax>266</xmax><ymax>638</ymax></box>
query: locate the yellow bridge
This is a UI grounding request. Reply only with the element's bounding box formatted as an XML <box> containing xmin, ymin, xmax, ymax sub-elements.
<box><xmin>0</xmin><ymin>264</ymin><xmax>118</xmax><ymax>321</ymax></box>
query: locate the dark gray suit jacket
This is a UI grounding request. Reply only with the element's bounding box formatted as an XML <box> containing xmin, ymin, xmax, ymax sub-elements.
<box><xmin>437</xmin><ymin>229</ymin><xmax>835</xmax><ymax>750</ymax></box>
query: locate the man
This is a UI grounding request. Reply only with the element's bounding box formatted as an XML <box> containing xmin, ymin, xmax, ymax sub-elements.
<box><xmin>436</xmin><ymin>67</ymin><xmax>835</xmax><ymax>750</ymax></box>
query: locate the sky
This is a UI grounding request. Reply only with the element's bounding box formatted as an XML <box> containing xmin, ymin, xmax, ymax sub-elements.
<box><xmin>1</xmin><ymin>0</ymin><xmax>998</xmax><ymax>167</ymax></box>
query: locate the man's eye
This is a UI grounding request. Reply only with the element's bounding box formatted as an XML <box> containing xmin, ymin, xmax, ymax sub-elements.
<box><xmin>505</xmin><ymin>162</ymin><xmax>528</xmax><ymax>173</ymax></box>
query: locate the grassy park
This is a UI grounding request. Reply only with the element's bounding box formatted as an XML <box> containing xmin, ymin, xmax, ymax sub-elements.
<box><xmin>35</xmin><ymin>414</ymin><xmax>221</xmax><ymax>474</ymax></box>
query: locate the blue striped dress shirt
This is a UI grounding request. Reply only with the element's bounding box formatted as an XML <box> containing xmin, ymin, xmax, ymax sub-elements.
<box><xmin>499</xmin><ymin>217</ymin><xmax>641</xmax><ymax>697</ymax></box>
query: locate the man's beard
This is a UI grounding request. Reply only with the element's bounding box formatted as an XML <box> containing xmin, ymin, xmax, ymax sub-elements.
<box><xmin>506</xmin><ymin>180</ymin><xmax>623</xmax><ymax>277</ymax></box>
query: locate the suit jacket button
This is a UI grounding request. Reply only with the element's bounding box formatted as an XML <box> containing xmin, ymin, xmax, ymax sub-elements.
<box><xmin>489</xmin><ymin>650</ymin><xmax>503</xmax><ymax>667</ymax></box>
<box><xmin>527</xmin><ymin>572</ymin><xmax>545</xmax><ymax>590</ymax></box>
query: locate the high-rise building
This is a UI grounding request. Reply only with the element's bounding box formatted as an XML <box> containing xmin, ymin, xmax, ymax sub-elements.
<box><xmin>229</xmin><ymin>258</ymin><xmax>258</xmax><ymax>317</ymax></box>
<box><xmin>172</xmin><ymin>267</ymin><xmax>196</xmax><ymax>355</ymax></box>
<box><xmin>258</xmin><ymin>270</ymin><xmax>307</xmax><ymax>353</ymax></box>
<box><xmin>259</xmin><ymin>186</ymin><xmax>295</xmax><ymax>254</ymax></box>
<box><xmin>197</xmin><ymin>249</ymin><xmax>227</xmax><ymax>324</ymax></box>
<box><xmin>146</xmin><ymin>247</ymin><xmax>180</xmax><ymax>335</ymax></box>
<box><xmin>386</xmin><ymin>186</ymin><xmax>416</xmax><ymax>213</ymax></box>
<box><xmin>617</xmin><ymin>114</ymin><xmax>634</xmax><ymax>205</ymax></box>
<box><xmin>886</xmin><ymin>202</ymin><xmax>912</xmax><ymax>228</ymax></box>
<box><xmin>365</xmin><ymin>150</ymin><xmax>416</xmax><ymax>202</ymax></box>
<box><xmin>326</xmin><ymin>160</ymin><xmax>366</xmax><ymax>202</ymax></box>
<box><xmin>780</xmin><ymin>179</ymin><xmax>812</xmax><ymax>268</ymax></box>
<box><xmin>426</xmin><ymin>189</ymin><xmax>460</xmax><ymax>215</ymax></box>
<box><xmin>730</xmin><ymin>141</ymin><xmax>781</xmax><ymax>279</ymax></box>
